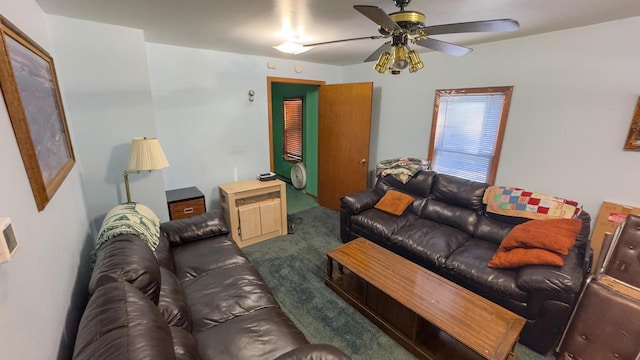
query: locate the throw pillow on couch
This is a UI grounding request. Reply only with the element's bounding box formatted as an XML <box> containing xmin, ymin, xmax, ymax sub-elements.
<box><xmin>489</xmin><ymin>218</ymin><xmax>582</xmax><ymax>268</ymax></box>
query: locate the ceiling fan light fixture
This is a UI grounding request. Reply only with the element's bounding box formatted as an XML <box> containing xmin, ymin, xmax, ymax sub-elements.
<box><xmin>407</xmin><ymin>49</ymin><xmax>424</xmax><ymax>73</ymax></box>
<box><xmin>391</xmin><ymin>46</ymin><xmax>409</xmax><ymax>70</ymax></box>
<box><xmin>317</xmin><ymin>3</ymin><xmax>519</xmax><ymax>76</ymax></box>
<box><xmin>374</xmin><ymin>50</ymin><xmax>392</xmax><ymax>73</ymax></box>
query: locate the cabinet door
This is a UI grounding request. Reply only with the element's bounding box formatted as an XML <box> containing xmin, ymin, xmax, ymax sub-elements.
<box><xmin>260</xmin><ymin>199</ymin><xmax>281</xmax><ymax>234</ymax></box>
<box><xmin>238</xmin><ymin>203</ymin><xmax>262</xmax><ymax>240</ymax></box>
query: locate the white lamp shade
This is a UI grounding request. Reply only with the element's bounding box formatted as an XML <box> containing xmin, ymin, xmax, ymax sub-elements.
<box><xmin>128</xmin><ymin>137</ymin><xmax>169</xmax><ymax>171</ymax></box>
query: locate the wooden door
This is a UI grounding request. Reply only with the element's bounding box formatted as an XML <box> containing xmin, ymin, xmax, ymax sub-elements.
<box><xmin>318</xmin><ymin>82</ymin><xmax>373</xmax><ymax>210</ymax></box>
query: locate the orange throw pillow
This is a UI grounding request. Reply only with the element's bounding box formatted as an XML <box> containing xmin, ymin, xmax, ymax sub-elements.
<box><xmin>500</xmin><ymin>219</ymin><xmax>581</xmax><ymax>256</ymax></box>
<box><xmin>374</xmin><ymin>190</ymin><xmax>414</xmax><ymax>216</ymax></box>
<box><xmin>489</xmin><ymin>248</ymin><xmax>565</xmax><ymax>269</ymax></box>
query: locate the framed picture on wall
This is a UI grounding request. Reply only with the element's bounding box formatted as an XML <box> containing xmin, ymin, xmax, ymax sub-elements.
<box><xmin>0</xmin><ymin>14</ymin><xmax>75</xmax><ymax>211</ymax></box>
<box><xmin>624</xmin><ymin>96</ymin><xmax>640</xmax><ymax>151</ymax></box>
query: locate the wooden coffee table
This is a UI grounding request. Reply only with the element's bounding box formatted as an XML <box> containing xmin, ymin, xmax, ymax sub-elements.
<box><xmin>326</xmin><ymin>238</ymin><xmax>525</xmax><ymax>360</ymax></box>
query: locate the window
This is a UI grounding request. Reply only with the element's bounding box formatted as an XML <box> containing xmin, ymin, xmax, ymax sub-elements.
<box><xmin>283</xmin><ymin>97</ymin><xmax>303</xmax><ymax>162</ymax></box>
<box><xmin>428</xmin><ymin>87</ymin><xmax>513</xmax><ymax>184</ymax></box>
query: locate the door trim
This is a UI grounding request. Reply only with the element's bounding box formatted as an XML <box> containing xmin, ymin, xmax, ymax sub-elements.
<box><xmin>267</xmin><ymin>77</ymin><xmax>326</xmax><ymax>172</ymax></box>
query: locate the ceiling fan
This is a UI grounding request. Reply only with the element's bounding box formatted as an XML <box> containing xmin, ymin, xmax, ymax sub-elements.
<box><xmin>304</xmin><ymin>0</ymin><xmax>519</xmax><ymax>74</ymax></box>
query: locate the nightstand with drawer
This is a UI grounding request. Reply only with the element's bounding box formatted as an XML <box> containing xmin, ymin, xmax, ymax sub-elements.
<box><xmin>166</xmin><ymin>186</ymin><xmax>206</xmax><ymax>220</ymax></box>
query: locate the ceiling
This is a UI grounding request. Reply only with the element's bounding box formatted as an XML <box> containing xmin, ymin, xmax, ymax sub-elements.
<box><xmin>35</xmin><ymin>0</ymin><xmax>640</xmax><ymax>66</ymax></box>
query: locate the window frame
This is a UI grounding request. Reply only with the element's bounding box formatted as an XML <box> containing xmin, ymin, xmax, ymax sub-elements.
<box><xmin>427</xmin><ymin>86</ymin><xmax>513</xmax><ymax>185</ymax></box>
<box><xmin>283</xmin><ymin>96</ymin><xmax>304</xmax><ymax>163</ymax></box>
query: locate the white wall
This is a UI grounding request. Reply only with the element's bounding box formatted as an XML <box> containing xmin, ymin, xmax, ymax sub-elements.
<box><xmin>343</xmin><ymin>17</ymin><xmax>640</xmax><ymax>218</ymax></box>
<box><xmin>145</xmin><ymin>43</ymin><xmax>342</xmax><ymax>207</ymax></box>
<box><xmin>48</xmin><ymin>16</ymin><xmax>169</xmax><ymax>227</ymax></box>
<box><xmin>0</xmin><ymin>1</ymin><xmax>90</xmax><ymax>359</ymax></box>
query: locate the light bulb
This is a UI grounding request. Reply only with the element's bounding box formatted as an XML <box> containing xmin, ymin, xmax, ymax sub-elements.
<box><xmin>392</xmin><ymin>46</ymin><xmax>409</xmax><ymax>70</ymax></box>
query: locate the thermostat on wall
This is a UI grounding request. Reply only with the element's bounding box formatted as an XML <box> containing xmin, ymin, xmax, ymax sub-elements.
<box><xmin>0</xmin><ymin>218</ymin><xmax>18</xmax><ymax>264</ymax></box>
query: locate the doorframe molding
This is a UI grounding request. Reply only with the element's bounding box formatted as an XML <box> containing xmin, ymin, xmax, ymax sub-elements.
<box><xmin>266</xmin><ymin>77</ymin><xmax>325</xmax><ymax>171</ymax></box>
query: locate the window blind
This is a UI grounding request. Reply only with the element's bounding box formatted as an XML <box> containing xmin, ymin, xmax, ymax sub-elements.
<box><xmin>432</xmin><ymin>94</ymin><xmax>505</xmax><ymax>182</ymax></box>
<box><xmin>283</xmin><ymin>97</ymin><xmax>303</xmax><ymax>161</ymax></box>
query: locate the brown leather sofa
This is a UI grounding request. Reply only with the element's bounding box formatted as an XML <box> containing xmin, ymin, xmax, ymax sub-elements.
<box><xmin>340</xmin><ymin>171</ymin><xmax>591</xmax><ymax>354</ymax></box>
<box><xmin>73</xmin><ymin>210</ymin><xmax>350</xmax><ymax>360</ymax></box>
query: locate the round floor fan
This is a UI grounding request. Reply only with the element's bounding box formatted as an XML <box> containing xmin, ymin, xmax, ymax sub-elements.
<box><xmin>291</xmin><ymin>163</ymin><xmax>307</xmax><ymax>190</ymax></box>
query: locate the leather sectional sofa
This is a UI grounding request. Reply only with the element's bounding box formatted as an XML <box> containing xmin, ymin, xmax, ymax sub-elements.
<box><xmin>340</xmin><ymin>171</ymin><xmax>591</xmax><ymax>354</ymax></box>
<box><xmin>73</xmin><ymin>210</ymin><xmax>350</xmax><ymax>360</ymax></box>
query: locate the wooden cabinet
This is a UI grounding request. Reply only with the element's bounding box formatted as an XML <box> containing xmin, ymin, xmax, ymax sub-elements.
<box><xmin>166</xmin><ymin>186</ymin><xmax>206</xmax><ymax>220</ymax></box>
<box><xmin>219</xmin><ymin>179</ymin><xmax>287</xmax><ymax>247</ymax></box>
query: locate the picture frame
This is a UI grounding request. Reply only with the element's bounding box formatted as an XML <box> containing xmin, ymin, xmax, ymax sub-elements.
<box><xmin>624</xmin><ymin>96</ymin><xmax>640</xmax><ymax>151</ymax></box>
<box><xmin>0</xmin><ymin>15</ymin><xmax>75</xmax><ymax>211</ymax></box>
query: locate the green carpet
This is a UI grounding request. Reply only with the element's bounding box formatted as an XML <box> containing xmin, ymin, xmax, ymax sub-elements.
<box><xmin>243</xmin><ymin>206</ymin><xmax>554</xmax><ymax>360</ymax></box>
<box><xmin>285</xmin><ymin>183</ymin><xmax>318</xmax><ymax>215</ymax></box>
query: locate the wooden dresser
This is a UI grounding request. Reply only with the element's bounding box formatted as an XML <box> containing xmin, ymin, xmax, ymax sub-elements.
<box><xmin>166</xmin><ymin>186</ymin><xmax>206</xmax><ymax>220</ymax></box>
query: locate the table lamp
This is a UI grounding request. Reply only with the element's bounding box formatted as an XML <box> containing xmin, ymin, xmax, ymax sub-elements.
<box><xmin>123</xmin><ymin>137</ymin><xmax>169</xmax><ymax>203</ymax></box>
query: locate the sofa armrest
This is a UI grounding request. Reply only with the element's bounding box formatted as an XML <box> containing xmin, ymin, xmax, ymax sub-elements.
<box><xmin>341</xmin><ymin>188</ymin><xmax>384</xmax><ymax>215</ymax></box>
<box><xmin>272</xmin><ymin>344</ymin><xmax>351</xmax><ymax>360</ymax></box>
<box><xmin>517</xmin><ymin>250</ymin><xmax>585</xmax><ymax>294</ymax></box>
<box><xmin>160</xmin><ymin>210</ymin><xmax>229</xmax><ymax>246</ymax></box>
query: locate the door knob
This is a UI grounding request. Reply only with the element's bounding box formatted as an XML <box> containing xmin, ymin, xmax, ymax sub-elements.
<box><xmin>359</xmin><ymin>159</ymin><xmax>367</xmax><ymax>164</ymax></box>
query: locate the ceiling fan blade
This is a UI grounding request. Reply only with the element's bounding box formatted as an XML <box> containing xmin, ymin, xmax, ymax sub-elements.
<box><xmin>354</xmin><ymin>5</ymin><xmax>401</xmax><ymax>31</ymax></box>
<box><xmin>304</xmin><ymin>35</ymin><xmax>385</xmax><ymax>47</ymax></box>
<box><xmin>414</xmin><ymin>38</ymin><xmax>472</xmax><ymax>57</ymax></box>
<box><xmin>364</xmin><ymin>41</ymin><xmax>392</xmax><ymax>62</ymax></box>
<box><xmin>418</xmin><ymin>19</ymin><xmax>519</xmax><ymax>36</ymax></box>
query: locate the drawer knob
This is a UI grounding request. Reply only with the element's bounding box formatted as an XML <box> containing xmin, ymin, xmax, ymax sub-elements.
<box><xmin>183</xmin><ymin>207</ymin><xmax>194</xmax><ymax>214</ymax></box>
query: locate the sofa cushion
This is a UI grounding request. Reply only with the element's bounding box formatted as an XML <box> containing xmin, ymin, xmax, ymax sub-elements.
<box><xmin>445</xmin><ymin>240</ymin><xmax>528</xmax><ymax>302</ymax></box>
<box><xmin>161</xmin><ymin>210</ymin><xmax>229</xmax><ymax>246</ymax></box>
<box><xmin>378</xmin><ymin>170</ymin><xmax>437</xmax><ymax>199</ymax></box>
<box><xmin>374</xmin><ymin>189</ymin><xmax>414</xmax><ymax>215</ymax></box>
<box><xmin>73</xmin><ymin>281</ymin><xmax>175</xmax><ymax>360</ymax></box>
<box><xmin>170</xmin><ymin>326</ymin><xmax>201</xmax><ymax>360</ymax></box>
<box><xmin>156</xmin><ymin>233</ymin><xmax>176</xmax><ymax>272</ymax></box>
<box><xmin>350</xmin><ymin>208</ymin><xmax>419</xmax><ymax>243</ymax></box>
<box><xmin>517</xmin><ymin>250</ymin><xmax>585</xmax><ymax>293</ymax></box>
<box><xmin>500</xmin><ymin>219</ymin><xmax>581</xmax><ymax>256</ymax></box>
<box><xmin>182</xmin><ymin>263</ymin><xmax>279</xmax><ymax>333</ymax></box>
<box><xmin>473</xmin><ymin>216</ymin><xmax>516</xmax><ymax>245</ymax></box>
<box><xmin>89</xmin><ymin>234</ymin><xmax>161</xmax><ymax>304</ymax></box>
<box><xmin>389</xmin><ymin>220</ymin><xmax>471</xmax><ymax>268</ymax></box>
<box><xmin>421</xmin><ymin>199</ymin><xmax>479</xmax><ymax>235</ymax></box>
<box><xmin>159</xmin><ymin>267</ymin><xmax>192</xmax><ymax>331</ymax></box>
<box><xmin>172</xmin><ymin>236</ymin><xmax>249</xmax><ymax>282</ymax></box>
<box><xmin>194</xmin><ymin>307</ymin><xmax>309</xmax><ymax>360</ymax></box>
<box><xmin>489</xmin><ymin>248</ymin><xmax>565</xmax><ymax>269</ymax></box>
<box><xmin>431</xmin><ymin>173</ymin><xmax>488</xmax><ymax>212</ymax></box>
